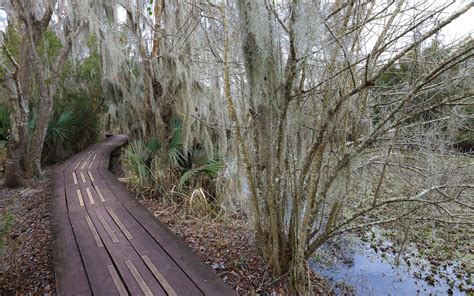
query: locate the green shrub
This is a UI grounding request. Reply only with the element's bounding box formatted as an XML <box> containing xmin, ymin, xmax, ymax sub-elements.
<box><xmin>43</xmin><ymin>110</ymin><xmax>80</xmax><ymax>163</ymax></box>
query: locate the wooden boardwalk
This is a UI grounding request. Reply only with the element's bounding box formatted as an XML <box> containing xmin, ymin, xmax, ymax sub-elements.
<box><xmin>50</xmin><ymin>135</ymin><xmax>236</xmax><ymax>296</ymax></box>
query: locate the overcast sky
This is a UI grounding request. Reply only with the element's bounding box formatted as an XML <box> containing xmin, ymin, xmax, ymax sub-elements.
<box><xmin>436</xmin><ymin>0</ymin><xmax>474</xmax><ymax>42</ymax></box>
<box><xmin>1</xmin><ymin>2</ymin><xmax>472</xmax><ymax>43</ymax></box>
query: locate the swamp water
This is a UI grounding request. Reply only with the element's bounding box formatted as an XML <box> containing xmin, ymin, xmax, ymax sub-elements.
<box><xmin>311</xmin><ymin>229</ymin><xmax>472</xmax><ymax>295</ymax></box>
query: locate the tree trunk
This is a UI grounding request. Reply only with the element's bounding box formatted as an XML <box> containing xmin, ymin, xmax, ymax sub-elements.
<box><xmin>4</xmin><ymin>122</ymin><xmax>21</xmax><ymax>187</ymax></box>
<box><xmin>4</xmin><ymin>81</ymin><xmax>23</xmax><ymax>187</ymax></box>
<box><xmin>21</xmin><ymin>14</ymin><xmax>82</xmax><ymax>178</ymax></box>
<box><xmin>11</xmin><ymin>1</ymin><xmax>53</xmax><ymax>173</ymax></box>
<box><xmin>2</xmin><ymin>43</ymin><xmax>25</xmax><ymax>187</ymax></box>
<box><xmin>17</xmin><ymin>25</ymin><xmax>32</xmax><ymax>172</ymax></box>
<box><xmin>25</xmin><ymin>93</ymin><xmax>53</xmax><ymax>178</ymax></box>
<box><xmin>3</xmin><ymin>90</ymin><xmax>23</xmax><ymax>187</ymax></box>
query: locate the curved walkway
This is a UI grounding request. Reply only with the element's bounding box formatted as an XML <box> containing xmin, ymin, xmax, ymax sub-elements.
<box><xmin>51</xmin><ymin>135</ymin><xmax>236</xmax><ymax>296</ymax></box>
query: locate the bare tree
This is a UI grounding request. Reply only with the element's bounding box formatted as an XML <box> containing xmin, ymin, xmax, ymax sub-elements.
<box><xmin>2</xmin><ymin>1</ymin><xmax>471</xmax><ymax>292</ymax></box>
<box><xmin>220</xmin><ymin>0</ymin><xmax>473</xmax><ymax>292</ymax></box>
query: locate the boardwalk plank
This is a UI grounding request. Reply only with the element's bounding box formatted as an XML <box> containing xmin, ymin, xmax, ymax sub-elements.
<box><xmin>50</xmin><ymin>173</ymin><xmax>91</xmax><ymax>296</ymax></box>
<box><xmin>86</xmin><ymin>207</ymin><xmax>167</xmax><ymax>296</ymax></box>
<box><xmin>101</xmin><ymin>178</ymin><xmax>235</xmax><ymax>295</ymax></box>
<box><xmin>52</xmin><ymin>135</ymin><xmax>237</xmax><ymax>296</ymax></box>
<box><xmin>68</xmin><ymin>212</ymin><xmax>118</xmax><ymax>295</ymax></box>
<box><xmin>103</xmin><ymin>204</ymin><xmax>203</xmax><ymax>295</ymax></box>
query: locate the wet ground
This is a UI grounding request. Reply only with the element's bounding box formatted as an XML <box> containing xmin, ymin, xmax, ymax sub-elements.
<box><xmin>311</xmin><ymin>228</ymin><xmax>473</xmax><ymax>295</ymax></box>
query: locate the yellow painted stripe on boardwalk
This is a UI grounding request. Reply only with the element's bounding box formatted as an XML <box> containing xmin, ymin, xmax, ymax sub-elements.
<box><xmin>96</xmin><ymin>187</ymin><xmax>105</xmax><ymax>202</ymax></box>
<box><xmin>72</xmin><ymin>172</ymin><xmax>78</xmax><ymax>184</ymax></box>
<box><xmin>76</xmin><ymin>189</ymin><xmax>84</xmax><ymax>207</ymax></box>
<box><xmin>80</xmin><ymin>172</ymin><xmax>86</xmax><ymax>183</ymax></box>
<box><xmin>85</xmin><ymin>215</ymin><xmax>103</xmax><ymax>247</ymax></box>
<box><xmin>107</xmin><ymin>265</ymin><xmax>129</xmax><ymax>296</ymax></box>
<box><xmin>97</xmin><ymin>212</ymin><xmax>119</xmax><ymax>243</ymax></box>
<box><xmin>75</xmin><ymin>151</ymin><xmax>90</xmax><ymax>170</ymax></box>
<box><xmin>87</xmin><ymin>153</ymin><xmax>96</xmax><ymax>169</ymax></box>
<box><xmin>74</xmin><ymin>159</ymin><xmax>82</xmax><ymax>170</ymax></box>
<box><xmin>142</xmin><ymin>255</ymin><xmax>176</xmax><ymax>296</ymax></box>
<box><xmin>80</xmin><ymin>158</ymin><xmax>89</xmax><ymax>169</ymax></box>
<box><xmin>125</xmin><ymin>260</ymin><xmax>153</xmax><ymax>296</ymax></box>
<box><xmin>107</xmin><ymin>209</ymin><xmax>133</xmax><ymax>240</ymax></box>
<box><xmin>88</xmin><ymin>171</ymin><xmax>95</xmax><ymax>182</ymax></box>
<box><xmin>85</xmin><ymin>187</ymin><xmax>95</xmax><ymax>205</ymax></box>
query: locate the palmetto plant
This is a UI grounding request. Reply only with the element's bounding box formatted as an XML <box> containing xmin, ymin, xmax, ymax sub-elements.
<box><xmin>41</xmin><ymin>110</ymin><xmax>81</xmax><ymax>163</ymax></box>
<box><xmin>123</xmin><ymin>140</ymin><xmax>151</xmax><ymax>190</ymax></box>
<box><xmin>46</xmin><ymin>111</ymin><xmax>79</xmax><ymax>144</ymax></box>
<box><xmin>146</xmin><ymin>138</ymin><xmax>161</xmax><ymax>156</ymax></box>
<box><xmin>0</xmin><ymin>107</ymin><xmax>80</xmax><ymax>149</ymax></box>
<box><xmin>123</xmin><ymin>117</ymin><xmax>223</xmax><ymax>200</ymax></box>
<box><xmin>168</xmin><ymin>118</ymin><xmax>186</xmax><ymax>168</ymax></box>
<box><xmin>179</xmin><ymin>160</ymin><xmax>224</xmax><ymax>187</ymax></box>
<box><xmin>0</xmin><ymin>106</ymin><xmax>10</xmax><ymax>141</ymax></box>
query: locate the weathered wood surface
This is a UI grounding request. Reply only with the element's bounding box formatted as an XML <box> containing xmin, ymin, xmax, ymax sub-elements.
<box><xmin>51</xmin><ymin>135</ymin><xmax>236</xmax><ymax>296</ymax></box>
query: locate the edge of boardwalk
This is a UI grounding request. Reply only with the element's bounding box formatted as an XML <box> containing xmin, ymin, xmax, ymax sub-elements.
<box><xmin>50</xmin><ymin>135</ymin><xmax>237</xmax><ymax>296</ymax></box>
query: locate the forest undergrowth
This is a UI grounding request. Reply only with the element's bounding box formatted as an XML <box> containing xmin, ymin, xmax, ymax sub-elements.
<box><xmin>111</xmin><ymin>146</ymin><xmax>333</xmax><ymax>295</ymax></box>
<box><xmin>1</xmin><ymin>0</ymin><xmax>473</xmax><ymax>294</ymax></box>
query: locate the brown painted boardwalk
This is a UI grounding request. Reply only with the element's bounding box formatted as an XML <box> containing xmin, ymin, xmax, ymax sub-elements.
<box><xmin>51</xmin><ymin>135</ymin><xmax>236</xmax><ymax>296</ymax></box>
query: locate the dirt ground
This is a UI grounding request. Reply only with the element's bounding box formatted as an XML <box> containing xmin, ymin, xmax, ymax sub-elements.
<box><xmin>0</xmin><ymin>172</ymin><xmax>56</xmax><ymax>295</ymax></box>
<box><xmin>138</xmin><ymin>199</ymin><xmax>333</xmax><ymax>295</ymax></box>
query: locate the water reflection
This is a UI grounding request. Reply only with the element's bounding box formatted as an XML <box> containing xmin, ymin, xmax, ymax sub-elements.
<box><xmin>310</xmin><ymin>232</ymin><xmax>471</xmax><ymax>295</ymax></box>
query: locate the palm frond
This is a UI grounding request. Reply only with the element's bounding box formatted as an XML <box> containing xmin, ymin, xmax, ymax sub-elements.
<box><xmin>146</xmin><ymin>138</ymin><xmax>161</xmax><ymax>155</ymax></box>
<box><xmin>0</xmin><ymin>106</ymin><xmax>10</xmax><ymax>140</ymax></box>
<box><xmin>169</xmin><ymin>118</ymin><xmax>183</xmax><ymax>149</ymax></box>
<box><xmin>168</xmin><ymin>118</ymin><xmax>186</xmax><ymax>167</ymax></box>
<box><xmin>168</xmin><ymin>146</ymin><xmax>185</xmax><ymax>168</ymax></box>
<box><xmin>122</xmin><ymin>140</ymin><xmax>151</xmax><ymax>188</ymax></box>
<box><xmin>179</xmin><ymin>160</ymin><xmax>223</xmax><ymax>186</ymax></box>
<box><xmin>124</xmin><ymin>140</ymin><xmax>149</xmax><ymax>165</ymax></box>
<box><xmin>46</xmin><ymin>111</ymin><xmax>79</xmax><ymax>143</ymax></box>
